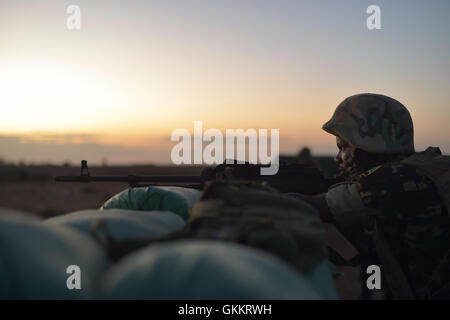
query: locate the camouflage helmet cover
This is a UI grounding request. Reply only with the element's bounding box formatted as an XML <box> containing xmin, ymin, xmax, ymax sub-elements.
<box><xmin>322</xmin><ymin>93</ymin><xmax>415</xmax><ymax>154</ymax></box>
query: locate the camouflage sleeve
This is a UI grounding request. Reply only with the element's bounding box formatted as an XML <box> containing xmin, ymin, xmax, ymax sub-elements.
<box><xmin>328</xmin><ymin>162</ymin><xmax>441</xmax><ymax>225</ymax></box>
<box><xmin>325</xmin><ymin>162</ymin><xmax>440</xmax><ymax>228</ymax></box>
<box><xmin>325</xmin><ymin>182</ymin><xmax>374</xmax><ymax>228</ymax></box>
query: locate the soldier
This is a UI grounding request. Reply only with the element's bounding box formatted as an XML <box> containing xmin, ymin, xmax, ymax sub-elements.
<box><xmin>297</xmin><ymin>147</ymin><xmax>315</xmax><ymax>167</ymax></box>
<box><xmin>291</xmin><ymin>93</ymin><xmax>450</xmax><ymax>299</ymax></box>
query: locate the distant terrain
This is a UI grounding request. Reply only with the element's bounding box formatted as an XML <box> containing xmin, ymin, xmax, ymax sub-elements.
<box><xmin>0</xmin><ymin>163</ymin><xmax>203</xmax><ymax>217</ymax></box>
<box><xmin>0</xmin><ymin>155</ymin><xmax>339</xmax><ymax>217</ymax></box>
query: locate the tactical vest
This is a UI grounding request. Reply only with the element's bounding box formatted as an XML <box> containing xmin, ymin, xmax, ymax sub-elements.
<box><xmin>369</xmin><ymin>147</ymin><xmax>450</xmax><ymax>299</ymax></box>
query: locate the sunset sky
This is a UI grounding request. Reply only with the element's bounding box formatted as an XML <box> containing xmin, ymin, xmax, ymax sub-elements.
<box><xmin>1</xmin><ymin>0</ymin><xmax>449</xmax><ymax>164</ymax></box>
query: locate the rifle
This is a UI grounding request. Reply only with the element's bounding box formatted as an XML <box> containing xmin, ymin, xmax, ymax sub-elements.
<box><xmin>55</xmin><ymin>160</ymin><xmax>335</xmax><ymax>194</ymax></box>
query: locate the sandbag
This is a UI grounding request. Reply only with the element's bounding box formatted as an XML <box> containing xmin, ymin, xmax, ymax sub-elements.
<box><xmin>101</xmin><ymin>240</ymin><xmax>338</xmax><ymax>300</ymax></box>
<box><xmin>100</xmin><ymin>186</ymin><xmax>202</xmax><ymax>221</ymax></box>
<box><xmin>187</xmin><ymin>181</ymin><xmax>327</xmax><ymax>273</ymax></box>
<box><xmin>0</xmin><ymin>207</ymin><xmax>41</xmax><ymax>221</ymax></box>
<box><xmin>45</xmin><ymin>209</ymin><xmax>185</xmax><ymax>243</ymax></box>
<box><xmin>0</xmin><ymin>209</ymin><xmax>109</xmax><ymax>299</ymax></box>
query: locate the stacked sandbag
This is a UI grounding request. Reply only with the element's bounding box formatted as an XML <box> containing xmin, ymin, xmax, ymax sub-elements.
<box><xmin>100</xmin><ymin>186</ymin><xmax>202</xmax><ymax>221</ymax></box>
<box><xmin>45</xmin><ymin>209</ymin><xmax>185</xmax><ymax>243</ymax></box>
<box><xmin>102</xmin><ymin>240</ymin><xmax>338</xmax><ymax>300</ymax></box>
<box><xmin>0</xmin><ymin>208</ymin><xmax>109</xmax><ymax>299</ymax></box>
<box><xmin>100</xmin><ymin>181</ymin><xmax>339</xmax><ymax>299</ymax></box>
<box><xmin>187</xmin><ymin>180</ymin><xmax>328</xmax><ymax>273</ymax></box>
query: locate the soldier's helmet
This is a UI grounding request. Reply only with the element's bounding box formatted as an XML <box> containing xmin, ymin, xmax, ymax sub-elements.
<box><xmin>322</xmin><ymin>93</ymin><xmax>415</xmax><ymax>154</ymax></box>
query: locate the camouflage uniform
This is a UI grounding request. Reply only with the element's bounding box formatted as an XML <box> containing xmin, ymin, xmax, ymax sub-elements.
<box><xmin>323</xmin><ymin>93</ymin><xmax>450</xmax><ymax>299</ymax></box>
<box><xmin>326</xmin><ymin>162</ymin><xmax>450</xmax><ymax>298</ymax></box>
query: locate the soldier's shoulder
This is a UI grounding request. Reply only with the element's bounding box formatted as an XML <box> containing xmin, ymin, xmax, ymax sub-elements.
<box><xmin>355</xmin><ymin>161</ymin><xmax>431</xmax><ymax>195</ymax></box>
<box><xmin>358</xmin><ymin>161</ymin><xmax>417</xmax><ymax>181</ymax></box>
